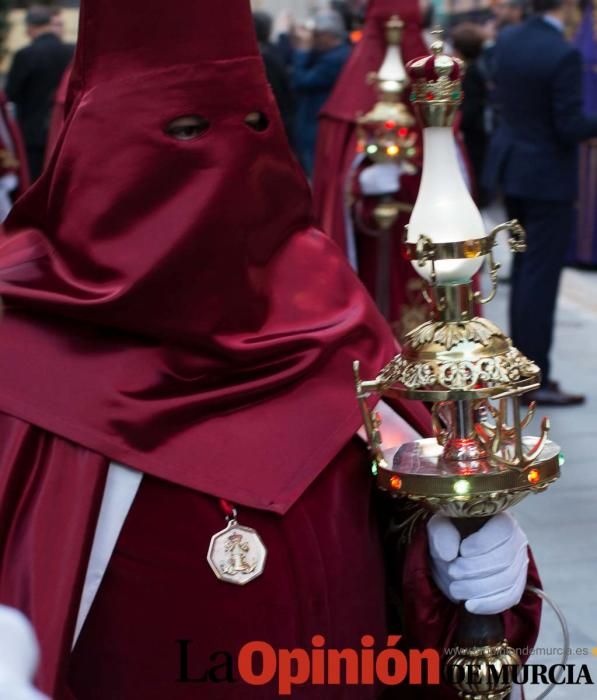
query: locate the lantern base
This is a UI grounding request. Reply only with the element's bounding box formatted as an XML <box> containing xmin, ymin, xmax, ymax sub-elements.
<box><xmin>378</xmin><ymin>437</ymin><xmax>561</xmax><ymax>518</ymax></box>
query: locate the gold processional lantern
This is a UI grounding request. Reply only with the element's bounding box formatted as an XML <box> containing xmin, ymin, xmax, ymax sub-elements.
<box><xmin>356</xmin><ymin>15</ymin><xmax>418</xmax><ymax>171</ymax></box>
<box><xmin>354</xmin><ymin>37</ymin><xmax>563</xmax><ymax>700</ymax></box>
<box><xmin>354</xmin><ymin>15</ymin><xmax>420</xmax><ymax>323</ymax></box>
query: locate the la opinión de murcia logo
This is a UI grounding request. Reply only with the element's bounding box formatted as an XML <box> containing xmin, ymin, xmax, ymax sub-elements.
<box><xmin>178</xmin><ymin>636</ymin><xmax>438</xmax><ymax>693</ymax></box>
<box><xmin>177</xmin><ymin>636</ymin><xmax>594</xmax><ymax>695</ymax></box>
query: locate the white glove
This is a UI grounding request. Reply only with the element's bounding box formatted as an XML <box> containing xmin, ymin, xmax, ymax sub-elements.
<box><xmin>427</xmin><ymin>512</ymin><xmax>529</xmax><ymax>615</ymax></box>
<box><xmin>0</xmin><ymin>684</ymin><xmax>48</xmax><ymax>700</ymax></box>
<box><xmin>0</xmin><ymin>606</ymin><xmax>48</xmax><ymax>700</ymax></box>
<box><xmin>358</xmin><ymin>162</ymin><xmax>401</xmax><ymax>196</ymax></box>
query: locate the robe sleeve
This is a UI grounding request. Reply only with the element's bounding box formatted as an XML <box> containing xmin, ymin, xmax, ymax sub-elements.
<box><xmin>0</xmin><ymin>411</ymin><xmax>108</xmax><ymax>698</ymax></box>
<box><xmin>400</xmin><ymin>519</ymin><xmax>542</xmax><ymax>698</ymax></box>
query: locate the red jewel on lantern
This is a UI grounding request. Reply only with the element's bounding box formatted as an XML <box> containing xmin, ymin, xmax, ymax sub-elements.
<box><xmin>527</xmin><ymin>469</ymin><xmax>540</xmax><ymax>484</ymax></box>
<box><xmin>398</xmin><ymin>127</ymin><xmax>409</xmax><ymax>138</ymax></box>
<box><xmin>390</xmin><ymin>475</ymin><xmax>402</xmax><ymax>490</ymax></box>
<box><xmin>384</xmin><ymin>120</ymin><xmax>396</xmax><ymax>130</ymax></box>
<box><xmin>426</xmin><ymin>91</ymin><xmax>435</xmax><ymax>101</ymax></box>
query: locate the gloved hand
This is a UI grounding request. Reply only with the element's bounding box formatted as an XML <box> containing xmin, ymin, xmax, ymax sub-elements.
<box><xmin>0</xmin><ymin>606</ymin><xmax>48</xmax><ymax>700</ymax></box>
<box><xmin>358</xmin><ymin>162</ymin><xmax>401</xmax><ymax>196</ymax></box>
<box><xmin>427</xmin><ymin>512</ymin><xmax>529</xmax><ymax>615</ymax></box>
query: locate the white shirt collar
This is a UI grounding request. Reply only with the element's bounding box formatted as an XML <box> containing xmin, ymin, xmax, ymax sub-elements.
<box><xmin>541</xmin><ymin>14</ymin><xmax>564</xmax><ymax>33</ymax></box>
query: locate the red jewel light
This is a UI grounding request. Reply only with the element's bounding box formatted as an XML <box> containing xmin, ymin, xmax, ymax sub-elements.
<box><xmin>527</xmin><ymin>469</ymin><xmax>540</xmax><ymax>484</ymax></box>
<box><xmin>384</xmin><ymin>120</ymin><xmax>396</xmax><ymax>130</ymax></box>
<box><xmin>426</xmin><ymin>91</ymin><xmax>435</xmax><ymax>101</ymax></box>
<box><xmin>390</xmin><ymin>475</ymin><xmax>402</xmax><ymax>490</ymax></box>
<box><xmin>398</xmin><ymin>127</ymin><xmax>409</xmax><ymax>138</ymax></box>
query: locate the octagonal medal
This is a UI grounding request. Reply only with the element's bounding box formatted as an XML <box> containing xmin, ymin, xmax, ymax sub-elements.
<box><xmin>207</xmin><ymin>519</ymin><xmax>267</xmax><ymax>585</ymax></box>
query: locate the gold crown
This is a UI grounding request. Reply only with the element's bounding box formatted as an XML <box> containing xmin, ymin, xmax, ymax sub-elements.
<box><xmin>406</xmin><ymin>36</ymin><xmax>464</xmax><ymax>127</ymax></box>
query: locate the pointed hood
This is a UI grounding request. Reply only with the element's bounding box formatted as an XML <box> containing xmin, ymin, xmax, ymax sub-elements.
<box><xmin>66</xmin><ymin>0</ymin><xmax>260</xmax><ymax>107</ymax></box>
<box><xmin>76</xmin><ymin>0</ymin><xmax>259</xmax><ymax>78</ymax></box>
<box><xmin>321</xmin><ymin>0</ymin><xmax>428</xmax><ymax>122</ymax></box>
<box><xmin>0</xmin><ymin>0</ymin><xmax>426</xmax><ymax>513</ymax></box>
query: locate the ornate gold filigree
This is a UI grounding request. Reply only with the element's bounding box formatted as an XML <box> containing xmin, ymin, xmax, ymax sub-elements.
<box><xmin>475</xmin><ymin>399</ymin><xmax>551</xmax><ymax>470</ymax></box>
<box><xmin>409</xmin><ymin>491</ymin><xmax>531</xmax><ymax>518</ymax></box>
<box><xmin>378</xmin><ymin>347</ymin><xmax>539</xmax><ymax>392</ymax></box>
<box><xmin>407</xmin><ymin>318</ymin><xmax>502</xmax><ymax>351</ymax></box>
<box><xmin>409</xmin><ymin>74</ymin><xmax>461</xmax><ymax>102</ymax></box>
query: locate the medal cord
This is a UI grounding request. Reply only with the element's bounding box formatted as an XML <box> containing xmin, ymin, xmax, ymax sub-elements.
<box><xmin>218</xmin><ymin>498</ymin><xmax>237</xmax><ymax>521</ymax></box>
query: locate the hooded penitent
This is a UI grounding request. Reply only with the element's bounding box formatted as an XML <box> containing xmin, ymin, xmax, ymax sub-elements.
<box><xmin>0</xmin><ymin>0</ymin><xmax>429</xmax><ymax>513</ymax></box>
<box><xmin>0</xmin><ymin>0</ymin><xmax>436</xmax><ymax>694</ymax></box>
<box><xmin>312</xmin><ymin>0</ymin><xmax>429</xmax><ymax>337</ymax></box>
<box><xmin>0</xmin><ymin>2</ymin><xmax>542</xmax><ymax>698</ymax></box>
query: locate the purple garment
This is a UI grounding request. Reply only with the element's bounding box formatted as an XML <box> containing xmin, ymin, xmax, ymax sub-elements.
<box><xmin>572</xmin><ymin>6</ymin><xmax>597</xmax><ymax>265</ymax></box>
<box><xmin>576</xmin><ymin>6</ymin><xmax>597</xmax><ymax>112</ymax></box>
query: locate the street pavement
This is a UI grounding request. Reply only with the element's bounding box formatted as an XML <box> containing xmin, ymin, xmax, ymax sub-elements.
<box><xmin>484</xmin><ymin>265</ymin><xmax>597</xmax><ymax>699</ymax></box>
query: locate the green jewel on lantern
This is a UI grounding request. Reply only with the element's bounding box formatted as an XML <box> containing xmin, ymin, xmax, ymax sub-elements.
<box><xmin>453</xmin><ymin>479</ymin><xmax>471</xmax><ymax>496</ymax></box>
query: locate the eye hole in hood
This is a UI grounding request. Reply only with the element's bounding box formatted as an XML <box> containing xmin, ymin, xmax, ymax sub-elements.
<box><xmin>165</xmin><ymin>115</ymin><xmax>210</xmax><ymax>141</ymax></box>
<box><xmin>244</xmin><ymin>111</ymin><xmax>269</xmax><ymax>132</ymax></box>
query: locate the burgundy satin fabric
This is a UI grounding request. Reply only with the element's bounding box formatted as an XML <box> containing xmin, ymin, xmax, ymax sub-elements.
<box><xmin>0</xmin><ymin>409</ymin><xmax>540</xmax><ymax>700</ymax></box>
<box><xmin>0</xmin><ymin>412</ymin><xmax>107</xmax><ymax>696</ymax></box>
<box><xmin>65</xmin><ymin>439</ymin><xmax>542</xmax><ymax>700</ymax></box>
<box><xmin>68</xmin><ymin>439</ymin><xmax>388</xmax><ymax>700</ymax></box>
<box><xmin>0</xmin><ymin>0</ymin><xmax>429</xmax><ymax>513</ymax></box>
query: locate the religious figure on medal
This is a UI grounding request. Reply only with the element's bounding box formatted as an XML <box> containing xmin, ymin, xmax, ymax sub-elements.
<box><xmin>207</xmin><ymin>520</ymin><xmax>267</xmax><ymax>586</ymax></box>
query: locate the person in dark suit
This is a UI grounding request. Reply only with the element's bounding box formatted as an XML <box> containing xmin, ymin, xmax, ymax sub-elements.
<box><xmin>6</xmin><ymin>5</ymin><xmax>74</xmax><ymax>181</ymax></box>
<box><xmin>452</xmin><ymin>22</ymin><xmax>490</xmax><ymax>206</ymax></box>
<box><xmin>483</xmin><ymin>0</ymin><xmax>597</xmax><ymax>406</ymax></box>
<box><xmin>291</xmin><ymin>11</ymin><xmax>351</xmax><ymax>176</ymax></box>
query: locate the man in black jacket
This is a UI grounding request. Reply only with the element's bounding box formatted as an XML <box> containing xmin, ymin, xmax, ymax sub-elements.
<box><xmin>6</xmin><ymin>5</ymin><xmax>74</xmax><ymax>181</ymax></box>
<box><xmin>483</xmin><ymin>0</ymin><xmax>597</xmax><ymax>406</ymax></box>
